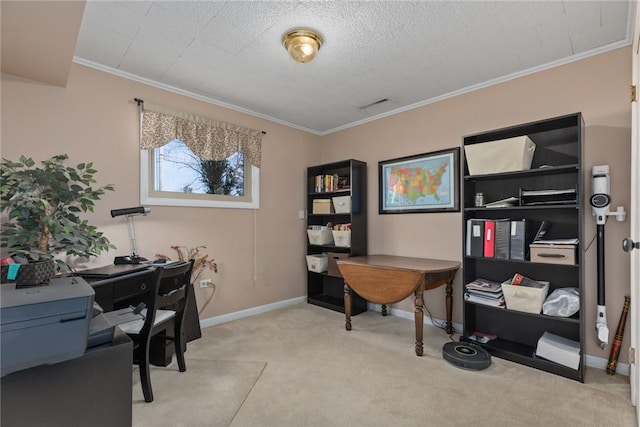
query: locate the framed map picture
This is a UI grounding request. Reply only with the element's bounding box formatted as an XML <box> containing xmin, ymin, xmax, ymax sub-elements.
<box><xmin>379</xmin><ymin>147</ymin><xmax>460</xmax><ymax>214</ymax></box>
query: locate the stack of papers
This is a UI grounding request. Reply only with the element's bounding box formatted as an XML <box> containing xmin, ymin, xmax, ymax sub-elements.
<box><xmin>532</xmin><ymin>238</ymin><xmax>579</xmax><ymax>245</ymax></box>
<box><xmin>520</xmin><ymin>188</ymin><xmax>577</xmax><ymax>206</ymax></box>
<box><xmin>484</xmin><ymin>196</ymin><xmax>519</xmax><ymax>208</ymax></box>
<box><xmin>464</xmin><ymin>278</ymin><xmax>505</xmax><ymax>308</ymax></box>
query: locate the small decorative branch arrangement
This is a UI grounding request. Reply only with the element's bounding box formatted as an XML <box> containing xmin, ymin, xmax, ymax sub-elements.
<box><xmin>155</xmin><ymin>245</ymin><xmax>217</xmax><ymax>284</ymax></box>
<box><xmin>155</xmin><ymin>245</ymin><xmax>218</xmax><ymax>314</ymax></box>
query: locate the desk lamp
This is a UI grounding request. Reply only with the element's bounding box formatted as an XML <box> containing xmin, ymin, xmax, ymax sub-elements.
<box><xmin>110</xmin><ymin>206</ymin><xmax>150</xmax><ymax>265</ymax></box>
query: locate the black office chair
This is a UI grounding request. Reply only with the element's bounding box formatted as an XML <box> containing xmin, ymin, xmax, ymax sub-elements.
<box><xmin>118</xmin><ymin>260</ymin><xmax>194</xmax><ymax>402</ymax></box>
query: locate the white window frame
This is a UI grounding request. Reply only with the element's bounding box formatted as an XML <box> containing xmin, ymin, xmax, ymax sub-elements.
<box><xmin>140</xmin><ymin>149</ymin><xmax>259</xmax><ymax>209</ymax></box>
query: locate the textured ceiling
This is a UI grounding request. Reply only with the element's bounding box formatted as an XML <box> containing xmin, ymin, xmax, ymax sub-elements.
<box><xmin>74</xmin><ymin>1</ymin><xmax>634</xmax><ymax>135</ymax></box>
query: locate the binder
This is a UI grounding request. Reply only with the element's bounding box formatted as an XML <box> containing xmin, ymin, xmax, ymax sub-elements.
<box><xmin>469</xmin><ymin>219</ymin><xmax>485</xmax><ymax>257</ymax></box>
<box><xmin>494</xmin><ymin>220</ymin><xmax>511</xmax><ymax>259</ymax></box>
<box><xmin>510</xmin><ymin>219</ymin><xmax>526</xmax><ymax>260</ymax></box>
<box><xmin>465</xmin><ymin>219</ymin><xmax>472</xmax><ymax>256</ymax></box>
<box><xmin>483</xmin><ymin>220</ymin><xmax>495</xmax><ymax>257</ymax></box>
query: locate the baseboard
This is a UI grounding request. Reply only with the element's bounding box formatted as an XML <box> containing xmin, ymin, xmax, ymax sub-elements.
<box><xmin>200</xmin><ymin>299</ymin><xmax>630</xmax><ymax>376</ymax></box>
<box><xmin>367</xmin><ymin>303</ymin><xmax>631</xmax><ymax>376</ymax></box>
<box><xmin>199</xmin><ymin>296</ymin><xmax>306</xmax><ymax>329</ymax></box>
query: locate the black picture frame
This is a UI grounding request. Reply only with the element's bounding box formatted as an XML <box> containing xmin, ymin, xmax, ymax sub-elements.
<box><xmin>378</xmin><ymin>147</ymin><xmax>460</xmax><ymax>214</ymax></box>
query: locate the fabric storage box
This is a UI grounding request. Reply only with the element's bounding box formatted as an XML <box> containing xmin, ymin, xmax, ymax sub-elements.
<box><xmin>312</xmin><ymin>199</ymin><xmax>333</xmax><ymax>214</ymax></box>
<box><xmin>327</xmin><ymin>252</ymin><xmax>351</xmax><ymax>277</ymax></box>
<box><xmin>530</xmin><ymin>243</ymin><xmax>576</xmax><ymax>265</ymax></box>
<box><xmin>307</xmin><ymin>229</ymin><xmax>334</xmax><ymax>245</ymax></box>
<box><xmin>502</xmin><ymin>280</ymin><xmax>549</xmax><ymax>314</ymax></box>
<box><xmin>332</xmin><ymin>230</ymin><xmax>351</xmax><ymax>247</ymax></box>
<box><xmin>305</xmin><ymin>254</ymin><xmax>328</xmax><ymax>273</ymax></box>
<box><xmin>332</xmin><ymin>196</ymin><xmax>351</xmax><ymax>214</ymax></box>
<box><xmin>464</xmin><ymin>136</ymin><xmax>536</xmax><ymax>175</ymax></box>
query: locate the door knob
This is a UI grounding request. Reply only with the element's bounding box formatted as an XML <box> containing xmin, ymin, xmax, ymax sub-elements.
<box><xmin>622</xmin><ymin>238</ymin><xmax>639</xmax><ymax>252</ymax></box>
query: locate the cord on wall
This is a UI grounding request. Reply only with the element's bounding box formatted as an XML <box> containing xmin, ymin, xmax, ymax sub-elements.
<box><xmin>253</xmin><ymin>208</ymin><xmax>258</xmax><ymax>283</ymax></box>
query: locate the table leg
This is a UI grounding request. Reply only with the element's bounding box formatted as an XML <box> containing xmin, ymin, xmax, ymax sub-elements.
<box><xmin>381</xmin><ymin>304</ymin><xmax>387</xmax><ymax>316</ymax></box>
<box><xmin>445</xmin><ymin>279</ymin><xmax>454</xmax><ymax>335</ymax></box>
<box><xmin>344</xmin><ymin>282</ymin><xmax>352</xmax><ymax>331</ymax></box>
<box><xmin>414</xmin><ymin>289</ymin><xmax>424</xmax><ymax>356</ymax></box>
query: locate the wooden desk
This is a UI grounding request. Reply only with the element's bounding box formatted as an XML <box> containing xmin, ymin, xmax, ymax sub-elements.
<box><xmin>337</xmin><ymin>255</ymin><xmax>460</xmax><ymax>356</ymax></box>
<box><xmin>76</xmin><ymin>264</ymin><xmax>202</xmax><ymax>366</ymax></box>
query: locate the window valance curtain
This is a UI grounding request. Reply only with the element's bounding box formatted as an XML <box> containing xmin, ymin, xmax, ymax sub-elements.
<box><xmin>139</xmin><ymin>102</ymin><xmax>263</xmax><ymax>168</ymax></box>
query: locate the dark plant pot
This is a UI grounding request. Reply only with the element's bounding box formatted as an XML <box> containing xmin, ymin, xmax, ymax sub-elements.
<box><xmin>2</xmin><ymin>260</ymin><xmax>57</xmax><ymax>288</ymax></box>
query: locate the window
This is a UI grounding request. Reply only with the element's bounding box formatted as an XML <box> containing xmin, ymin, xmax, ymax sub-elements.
<box><xmin>141</xmin><ymin>140</ymin><xmax>259</xmax><ymax>209</ymax></box>
<box><xmin>137</xmin><ymin>101</ymin><xmax>262</xmax><ymax>209</ymax></box>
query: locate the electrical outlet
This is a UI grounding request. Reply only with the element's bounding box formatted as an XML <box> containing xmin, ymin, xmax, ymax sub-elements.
<box><xmin>199</xmin><ymin>279</ymin><xmax>213</xmax><ymax>288</ymax></box>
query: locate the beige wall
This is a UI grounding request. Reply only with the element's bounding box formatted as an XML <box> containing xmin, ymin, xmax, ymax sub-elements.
<box><xmin>1</xmin><ymin>46</ymin><xmax>632</xmax><ymax>361</ymax></box>
<box><xmin>0</xmin><ymin>64</ymin><xmax>321</xmax><ymax>318</ymax></box>
<box><xmin>320</xmin><ymin>46</ymin><xmax>632</xmax><ymax>361</ymax></box>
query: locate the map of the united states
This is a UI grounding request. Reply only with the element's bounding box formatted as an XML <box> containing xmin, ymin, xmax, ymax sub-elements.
<box><xmin>386</xmin><ymin>159</ymin><xmax>450</xmax><ymax>206</ymax></box>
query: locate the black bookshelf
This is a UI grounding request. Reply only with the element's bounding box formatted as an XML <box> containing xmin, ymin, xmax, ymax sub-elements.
<box><xmin>462</xmin><ymin>113</ymin><xmax>585</xmax><ymax>382</ymax></box>
<box><xmin>306</xmin><ymin>160</ymin><xmax>367</xmax><ymax>314</ymax></box>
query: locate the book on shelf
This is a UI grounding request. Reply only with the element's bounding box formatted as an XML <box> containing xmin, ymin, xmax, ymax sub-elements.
<box><xmin>466</xmin><ymin>288</ymin><xmax>504</xmax><ymax>299</ymax></box>
<box><xmin>314</xmin><ymin>174</ymin><xmax>348</xmax><ymax>193</ymax></box>
<box><xmin>467</xmin><ymin>331</ymin><xmax>498</xmax><ymax>344</ymax></box>
<box><xmin>464</xmin><ymin>292</ymin><xmax>505</xmax><ymax>308</ymax></box>
<box><xmin>465</xmin><ymin>278</ymin><xmax>503</xmax><ymax>292</ymax></box>
<box><xmin>509</xmin><ymin>273</ymin><xmax>547</xmax><ymax>288</ymax></box>
<box><xmin>465</xmin><ymin>278</ymin><xmax>505</xmax><ymax>306</ymax></box>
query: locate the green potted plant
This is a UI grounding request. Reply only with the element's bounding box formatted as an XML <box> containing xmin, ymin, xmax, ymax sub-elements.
<box><xmin>1</xmin><ymin>154</ymin><xmax>115</xmax><ymax>286</ymax></box>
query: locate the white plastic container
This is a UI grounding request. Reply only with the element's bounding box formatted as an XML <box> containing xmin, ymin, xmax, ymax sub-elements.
<box><xmin>465</xmin><ymin>136</ymin><xmax>536</xmax><ymax>175</ymax></box>
<box><xmin>306</xmin><ymin>254</ymin><xmax>328</xmax><ymax>273</ymax></box>
<box><xmin>332</xmin><ymin>196</ymin><xmax>351</xmax><ymax>214</ymax></box>
<box><xmin>331</xmin><ymin>230</ymin><xmax>351</xmax><ymax>247</ymax></box>
<box><xmin>307</xmin><ymin>229</ymin><xmax>334</xmax><ymax>245</ymax></box>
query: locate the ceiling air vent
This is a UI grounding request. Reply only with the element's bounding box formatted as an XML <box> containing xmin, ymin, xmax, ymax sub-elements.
<box><xmin>359</xmin><ymin>98</ymin><xmax>388</xmax><ymax>110</ymax></box>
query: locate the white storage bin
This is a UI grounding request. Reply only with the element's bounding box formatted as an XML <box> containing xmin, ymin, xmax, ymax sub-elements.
<box><xmin>332</xmin><ymin>230</ymin><xmax>351</xmax><ymax>247</ymax></box>
<box><xmin>332</xmin><ymin>196</ymin><xmax>351</xmax><ymax>214</ymax></box>
<box><xmin>306</xmin><ymin>254</ymin><xmax>328</xmax><ymax>273</ymax></box>
<box><xmin>502</xmin><ymin>280</ymin><xmax>549</xmax><ymax>314</ymax></box>
<box><xmin>465</xmin><ymin>136</ymin><xmax>536</xmax><ymax>175</ymax></box>
<box><xmin>535</xmin><ymin>331</ymin><xmax>580</xmax><ymax>369</ymax></box>
<box><xmin>307</xmin><ymin>229</ymin><xmax>334</xmax><ymax>245</ymax></box>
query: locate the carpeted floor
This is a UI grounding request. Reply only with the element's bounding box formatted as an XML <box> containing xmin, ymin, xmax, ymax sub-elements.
<box><xmin>132</xmin><ymin>359</ymin><xmax>266</xmax><ymax>426</ymax></box>
<box><xmin>132</xmin><ymin>303</ymin><xmax>637</xmax><ymax>427</ymax></box>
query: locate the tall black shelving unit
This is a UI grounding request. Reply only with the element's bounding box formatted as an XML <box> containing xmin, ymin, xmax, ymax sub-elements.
<box><xmin>306</xmin><ymin>159</ymin><xmax>367</xmax><ymax>314</ymax></box>
<box><xmin>462</xmin><ymin>113</ymin><xmax>585</xmax><ymax>381</ymax></box>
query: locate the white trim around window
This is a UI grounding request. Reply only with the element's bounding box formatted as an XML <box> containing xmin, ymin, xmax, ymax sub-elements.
<box><xmin>140</xmin><ymin>149</ymin><xmax>260</xmax><ymax>209</ymax></box>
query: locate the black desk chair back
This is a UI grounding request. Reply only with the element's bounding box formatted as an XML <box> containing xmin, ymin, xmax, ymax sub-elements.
<box><xmin>119</xmin><ymin>260</ymin><xmax>194</xmax><ymax>402</ymax></box>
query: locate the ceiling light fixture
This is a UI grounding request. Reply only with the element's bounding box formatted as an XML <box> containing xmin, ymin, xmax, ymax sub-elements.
<box><xmin>282</xmin><ymin>28</ymin><xmax>323</xmax><ymax>64</ymax></box>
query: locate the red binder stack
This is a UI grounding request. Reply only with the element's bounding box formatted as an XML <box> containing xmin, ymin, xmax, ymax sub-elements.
<box><xmin>483</xmin><ymin>220</ymin><xmax>495</xmax><ymax>257</ymax></box>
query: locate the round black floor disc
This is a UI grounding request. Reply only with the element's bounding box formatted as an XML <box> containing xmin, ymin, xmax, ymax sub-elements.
<box><xmin>442</xmin><ymin>341</ymin><xmax>491</xmax><ymax>370</ymax></box>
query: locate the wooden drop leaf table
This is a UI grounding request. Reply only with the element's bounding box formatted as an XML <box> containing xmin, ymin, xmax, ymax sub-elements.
<box><xmin>337</xmin><ymin>255</ymin><xmax>460</xmax><ymax>356</ymax></box>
